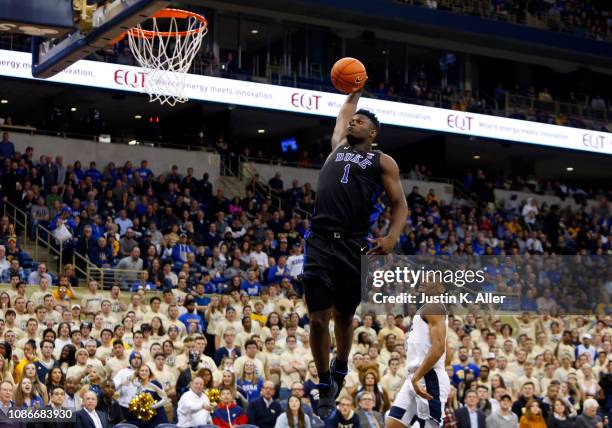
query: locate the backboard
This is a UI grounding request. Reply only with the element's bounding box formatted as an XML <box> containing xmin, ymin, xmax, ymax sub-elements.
<box><xmin>22</xmin><ymin>0</ymin><xmax>171</xmax><ymax>78</ymax></box>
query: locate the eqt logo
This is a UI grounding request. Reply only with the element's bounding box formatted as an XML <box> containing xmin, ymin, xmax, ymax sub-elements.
<box><xmin>582</xmin><ymin>133</ymin><xmax>607</xmax><ymax>150</ymax></box>
<box><xmin>291</xmin><ymin>93</ymin><xmax>321</xmax><ymax>111</ymax></box>
<box><xmin>114</xmin><ymin>69</ymin><xmax>145</xmax><ymax>88</ymax></box>
<box><xmin>447</xmin><ymin>114</ymin><xmax>474</xmax><ymax>131</ymax></box>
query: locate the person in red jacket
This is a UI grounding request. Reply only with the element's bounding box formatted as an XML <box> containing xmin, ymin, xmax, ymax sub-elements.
<box><xmin>213</xmin><ymin>387</ymin><xmax>249</xmax><ymax>428</ymax></box>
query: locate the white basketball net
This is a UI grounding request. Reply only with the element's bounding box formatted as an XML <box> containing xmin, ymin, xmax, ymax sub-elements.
<box><xmin>127</xmin><ymin>12</ymin><xmax>207</xmax><ymax>106</ymax></box>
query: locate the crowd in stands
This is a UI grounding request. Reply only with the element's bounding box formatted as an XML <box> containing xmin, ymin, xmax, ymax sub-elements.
<box><xmin>0</xmin><ymin>132</ymin><xmax>608</xmax><ymax>427</ymax></box>
<box><xmin>397</xmin><ymin>0</ymin><xmax>612</xmax><ymax>42</ymax></box>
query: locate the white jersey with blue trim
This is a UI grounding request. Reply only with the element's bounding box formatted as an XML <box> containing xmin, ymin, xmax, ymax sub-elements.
<box><xmin>405</xmin><ymin>306</ymin><xmax>447</xmax><ymax>373</ymax></box>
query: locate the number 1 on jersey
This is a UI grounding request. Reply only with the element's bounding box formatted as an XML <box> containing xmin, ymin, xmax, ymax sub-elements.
<box><xmin>340</xmin><ymin>163</ymin><xmax>351</xmax><ymax>184</ymax></box>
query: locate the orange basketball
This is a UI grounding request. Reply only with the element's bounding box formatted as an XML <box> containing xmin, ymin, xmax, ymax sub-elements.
<box><xmin>330</xmin><ymin>57</ymin><xmax>367</xmax><ymax>94</ymax></box>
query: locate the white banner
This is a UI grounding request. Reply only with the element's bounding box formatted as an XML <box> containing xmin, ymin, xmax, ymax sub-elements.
<box><xmin>0</xmin><ymin>49</ymin><xmax>610</xmax><ymax>155</ymax></box>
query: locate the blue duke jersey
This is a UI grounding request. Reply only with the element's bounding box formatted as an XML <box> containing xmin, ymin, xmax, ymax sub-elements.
<box><xmin>311</xmin><ymin>144</ymin><xmax>384</xmax><ymax>234</ymax></box>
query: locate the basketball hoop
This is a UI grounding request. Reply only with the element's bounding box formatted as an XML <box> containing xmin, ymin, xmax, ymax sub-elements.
<box><xmin>125</xmin><ymin>8</ymin><xmax>207</xmax><ymax>106</ymax></box>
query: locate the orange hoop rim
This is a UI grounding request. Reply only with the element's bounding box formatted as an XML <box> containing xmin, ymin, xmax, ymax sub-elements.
<box><xmin>128</xmin><ymin>8</ymin><xmax>208</xmax><ymax>39</ymax></box>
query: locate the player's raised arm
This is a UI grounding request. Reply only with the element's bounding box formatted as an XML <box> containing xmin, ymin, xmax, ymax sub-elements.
<box><xmin>331</xmin><ymin>91</ymin><xmax>361</xmax><ymax>151</ymax></box>
<box><xmin>411</xmin><ymin>311</ymin><xmax>447</xmax><ymax>400</ymax></box>
<box><xmin>368</xmin><ymin>154</ymin><xmax>408</xmax><ymax>254</ymax></box>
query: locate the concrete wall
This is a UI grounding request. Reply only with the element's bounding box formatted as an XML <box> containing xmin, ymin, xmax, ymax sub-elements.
<box><xmin>402</xmin><ymin>179</ymin><xmax>454</xmax><ymax>204</ymax></box>
<box><xmin>244</xmin><ymin>162</ymin><xmax>455</xmax><ymax>203</ymax></box>
<box><xmin>8</xmin><ymin>133</ymin><xmax>221</xmax><ymax>188</ymax></box>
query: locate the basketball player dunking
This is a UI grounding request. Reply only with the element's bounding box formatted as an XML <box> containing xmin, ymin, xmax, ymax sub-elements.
<box><xmin>302</xmin><ymin>90</ymin><xmax>408</xmax><ymax>417</ymax></box>
<box><xmin>387</xmin><ymin>281</ymin><xmax>451</xmax><ymax>428</ymax></box>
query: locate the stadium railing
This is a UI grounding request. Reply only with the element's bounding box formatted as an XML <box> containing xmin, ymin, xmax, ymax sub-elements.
<box><xmin>239</xmin><ymin>156</ymin><xmax>283</xmax><ymax>210</ymax></box>
<box><xmin>0</xmin><ymin>168</ymin><xmax>166</xmax><ymax>289</ymax></box>
<box><xmin>72</xmin><ymin>251</ymin><xmax>146</xmax><ymax>290</ymax></box>
<box><xmin>450</xmin><ymin>178</ymin><xmax>481</xmax><ymax>207</ymax></box>
<box><xmin>33</xmin><ymin>223</ymin><xmax>65</xmax><ymax>269</ymax></box>
<box><xmin>241</xmin><ymin>155</ymin><xmax>483</xmax><ymax>209</ymax></box>
<box><xmin>503</xmin><ymin>92</ymin><xmax>609</xmax><ymax>123</ymax></box>
<box><xmin>2</xmin><ymin>200</ymin><xmax>28</xmax><ymax>245</ymax></box>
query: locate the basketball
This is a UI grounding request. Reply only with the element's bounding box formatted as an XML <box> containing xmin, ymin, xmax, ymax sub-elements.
<box><xmin>330</xmin><ymin>57</ymin><xmax>367</xmax><ymax>94</ymax></box>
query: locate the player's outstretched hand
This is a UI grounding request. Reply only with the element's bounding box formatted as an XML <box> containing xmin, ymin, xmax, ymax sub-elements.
<box><xmin>411</xmin><ymin>377</ymin><xmax>433</xmax><ymax>401</ymax></box>
<box><xmin>351</xmin><ymin>85</ymin><xmax>364</xmax><ymax>93</ymax></box>
<box><xmin>367</xmin><ymin>236</ymin><xmax>395</xmax><ymax>255</ymax></box>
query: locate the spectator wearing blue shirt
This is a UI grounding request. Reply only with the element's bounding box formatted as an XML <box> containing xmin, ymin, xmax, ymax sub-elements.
<box><xmin>193</xmin><ymin>283</ymin><xmax>211</xmax><ymax>309</ymax></box>
<box><xmin>265</xmin><ymin>255</ymin><xmax>291</xmax><ymax>285</ymax></box>
<box><xmin>472</xmin><ymin>235</ymin><xmax>487</xmax><ymax>255</ymax></box>
<box><xmin>0</xmin><ymin>132</ymin><xmax>15</xmax><ymax>160</ymax></box>
<box><xmin>130</xmin><ymin>271</ymin><xmax>156</xmax><ymax>292</ymax></box>
<box><xmin>72</xmin><ymin>160</ymin><xmax>85</xmax><ymax>180</ymax></box>
<box><xmin>575</xmin><ymin>333</ymin><xmax>597</xmax><ymax>363</ymax></box>
<box><xmin>178</xmin><ymin>298</ymin><xmax>206</xmax><ymax>332</ymax></box>
<box><xmin>200</xmin><ymin>274</ymin><xmax>217</xmax><ymax>294</ymax></box>
<box><xmin>1</xmin><ymin>263</ymin><xmax>27</xmax><ymax>283</ymax></box>
<box><xmin>452</xmin><ymin>346</ymin><xmax>480</xmax><ymax>387</ymax></box>
<box><xmin>15</xmin><ymin>378</ymin><xmax>44</xmax><ymax>410</ymax></box>
<box><xmin>49</xmin><ymin>206</ymin><xmax>77</xmax><ymax>232</ymax></box>
<box><xmin>214</xmin><ymin>327</ymin><xmax>241</xmax><ymax>366</ymax></box>
<box><xmin>240</xmin><ymin>270</ymin><xmax>261</xmax><ymax>297</ymax></box>
<box><xmin>135</xmin><ymin>160</ymin><xmax>153</xmax><ymax>180</ymax></box>
<box><xmin>203</xmin><ymin>223</ymin><xmax>221</xmax><ymax>249</ymax></box>
<box><xmin>237</xmin><ymin>360</ymin><xmax>264</xmax><ymax>402</ymax></box>
<box><xmin>114</xmin><ymin>209</ymin><xmax>134</xmax><ymax>236</ymax></box>
<box><xmin>89</xmin><ymin>237</ymin><xmax>114</xmax><ymax>268</ymax></box>
<box><xmin>521</xmin><ymin>288</ymin><xmax>538</xmax><ymax>311</ymax></box>
<box><xmin>85</xmin><ymin>161</ymin><xmax>102</xmax><ymax>182</ymax></box>
<box><xmin>89</xmin><ymin>216</ymin><xmax>106</xmax><ymax>240</ymax></box>
<box><xmin>172</xmin><ymin>234</ymin><xmax>194</xmax><ymax>263</ymax></box>
<box><xmin>324</xmin><ymin>397</ymin><xmax>360</xmax><ymax>428</ymax></box>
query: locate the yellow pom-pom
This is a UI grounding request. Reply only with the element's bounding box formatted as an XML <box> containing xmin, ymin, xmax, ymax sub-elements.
<box><xmin>128</xmin><ymin>393</ymin><xmax>157</xmax><ymax>422</ymax></box>
<box><xmin>206</xmin><ymin>388</ymin><xmax>221</xmax><ymax>405</ymax></box>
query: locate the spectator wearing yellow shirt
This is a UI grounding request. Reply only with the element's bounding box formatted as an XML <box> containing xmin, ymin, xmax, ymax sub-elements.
<box><xmin>13</xmin><ymin>340</ymin><xmax>38</xmax><ymax>384</ymax></box>
<box><xmin>251</xmin><ymin>301</ymin><xmax>268</xmax><ymax>327</ymax></box>
<box><xmin>52</xmin><ymin>284</ymin><xmax>76</xmax><ymax>310</ymax></box>
<box><xmin>505</xmin><ymin>218</ymin><xmax>522</xmax><ymax>235</ymax></box>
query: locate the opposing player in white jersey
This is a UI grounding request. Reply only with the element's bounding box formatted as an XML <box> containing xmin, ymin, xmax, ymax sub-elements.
<box><xmin>386</xmin><ymin>282</ymin><xmax>450</xmax><ymax>428</ymax></box>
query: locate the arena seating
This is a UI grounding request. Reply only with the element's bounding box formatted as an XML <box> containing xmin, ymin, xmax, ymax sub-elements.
<box><xmin>398</xmin><ymin>0</ymin><xmax>611</xmax><ymax>42</ymax></box>
<box><xmin>0</xmin><ymin>133</ymin><xmax>608</xmax><ymax>427</ymax></box>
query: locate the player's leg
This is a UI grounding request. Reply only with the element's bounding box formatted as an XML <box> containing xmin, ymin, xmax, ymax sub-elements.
<box><xmin>386</xmin><ymin>376</ymin><xmax>418</xmax><ymax>428</ymax></box>
<box><xmin>306</xmin><ymin>302</ymin><xmax>339</xmax><ymax>418</ymax></box>
<box><xmin>330</xmin><ymin>307</ymin><xmax>353</xmax><ymax>388</ymax></box>
<box><xmin>303</xmin><ymin>233</ymin><xmax>343</xmax><ymax>417</ymax></box>
<box><xmin>309</xmin><ymin>307</ymin><xmax>333</xmax><ymax>380</ymax></box>
<box><xmin>331</xmin><ymin>238</ymin><xmax>366</xmax><ymax>388</ymax></box>
<box><xmin>303</xmin><ymin>233</ymin><xmax>333</xmax><ymax>377</ymax></box>
<box><xmin>332</xmin><ymin>308</ymin><xmax>353</xmax><ymax>361</ymax></box>
<box><xmin>385</xmin><ymin>416</ymin><xmax>409</xmax><ymax>428</ymax></box>
<box><xmin>329</xmin><ymin>300</ymin><xmax>359</xmax><ymax>394</ymax></box>
<box><xmin>306</xmin><ymin>299</ymin><xmax>339</xmax><ymax>418</ymax></box>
